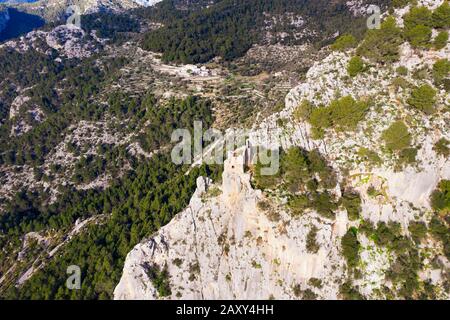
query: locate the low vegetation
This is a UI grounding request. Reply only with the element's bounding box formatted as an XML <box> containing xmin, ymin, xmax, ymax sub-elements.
<box><xmin>331</xmin><ymin>34</ymin><xmax>358</xmax><ymax>51</ymax></box>
<box><xmin>308</xmin><ymin>96</ymin><xmax>369</xmax><ymax>139</ymax></box>
<box><xmin>407</xmin><ymin>84</ymin><xmax>437</xmax><ymax>114</ymax></box>
<box><xmin>306</xmin><ymin>225</ymin><xmax>319</xmax><ymax>253</ymax></box>
<box><xmin>341</xmin><ymin>227</ymin><xmax>360</xmax><ymax>269</ymax></box>
<box><xmin>357</xmin><ymin>16</ymin><xmax>403</xmax><ymax>64</ymax></box>
<box><xmin>382</xmin><ymin>121</ymin><xmax>412</xmax><ymax>152</ymax></box>
<box><xmin>145</xmin><ymin>263</ymin><xmax>172</xmax><ymax>298</ymax></box>
<box><xmin>434</xmin><ymin>138</ymin><xmax>450</xmax><ymax>157</ymax></box>
<box><xmin>347</xmin><ymin>56</ymin><xmax>366</xmax><ymax>77</ymax></box>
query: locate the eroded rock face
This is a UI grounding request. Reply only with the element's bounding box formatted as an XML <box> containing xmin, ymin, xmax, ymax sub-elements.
<box><xmin>1</xmin><ymin>24</ymin><xmax>105</xmax><ymax>58</ymax></box>
<box><xmin>114</xmin><ymin>148</ymin><xmax>347</xmax><ymax>300</ymax></box>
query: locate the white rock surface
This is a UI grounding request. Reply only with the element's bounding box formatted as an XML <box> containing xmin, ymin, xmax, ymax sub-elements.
<box><xmin>115</xmin><ymin>148</ymin><xmax>347</xmax><ymax>300</ymax></box>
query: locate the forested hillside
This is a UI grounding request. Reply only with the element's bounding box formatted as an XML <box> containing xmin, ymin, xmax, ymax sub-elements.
<box><xmin>141</xmin><ymin>0</ymin><xmax>390</xmax><ymax>63</ymax></box>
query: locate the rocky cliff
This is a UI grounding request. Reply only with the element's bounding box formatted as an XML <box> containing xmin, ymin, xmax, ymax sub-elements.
<box><xmin>115</xmin><ymin>0</ymin><xmax>449</xmax><ymax>300</ymax></box>
<box><xmin>114</xmin><ymin>147</ymin><xmax>348</xmax><ymax>299</ymax></box>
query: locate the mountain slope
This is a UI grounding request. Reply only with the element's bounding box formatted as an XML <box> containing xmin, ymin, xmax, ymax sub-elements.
<box><xmin>142</xmin><ymin>0</ymin><xmax>390</xmax><ymax>63</ymax></box>
<box><xmin>115</xmin><ymin>0</ymin><xmax>450</xmax><ymax>300</ymax></box>
<box><xmin>8</xmin><ymin>0</ymin><xmax>162</xmax><ymax>21</ymax></box>
<box><xmin>0</xmin><ymin>0</ymin><xmax>448</xmax><ymax>300</ymax></box>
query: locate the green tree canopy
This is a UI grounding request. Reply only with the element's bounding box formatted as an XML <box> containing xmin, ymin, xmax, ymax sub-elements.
<box><xmin>293</xmin><ymin>100</ymin><xmax>314</xmax><ymax>122</ymax></box>
<box><xmin>327</xmin><ymin>96</ymin><xmax>369</xmax><ymax>131</ymax></box>
<box><xmin>382</xmin><ymin>121</ymin><xmax>412</xmax><ymax>151</ymax></box>
<box><xmin>347</xmin><ymin>56</ymin><xmax>366</xmax><ymax>77</ymax></box>
<box><xmin>403</xmin><ymin>6</ymin><xmax>433</xmax><ymax>30</ymax></box>
<box><xmin>433</xmin><ymin>58</ymin><xmax>450</xmax><ymax>86</ymax></box>
<box><xmin>407</xmin><ymin>84</ymin><xmax>437</xmax><ymax>114</ymax></box>
<box><xmin>331</xmin><ymin>34</ymin><xmax>358</xmax><ymax>51</ymax></box>
<box><xmin>341</xmin><ymin>227</ymin><xmax>360</xmax><ymax>268</ymax></box>
<box><xmin>434</xmin><ymin>137</ymin><xmax>450</xmax><ymax>157</ymax></box>
<box><xmin>430</xmin><ymin>180</ymin><xmax>450</xmax><ymax>214</ymax></box>
<box><xmin>357</xmin><ymin>16</ymin><xmax>403</xmax><ymax>64</ymax></box>
<box><xmin>308</xmin><ymin>96</ymin><xmax>369</xmax><ymax>136</ymax></box>
<box><xmin>405</xmin><ymin>24</ymin><xmax>432</xmax><ymax>48</ymax></box>
<box><xmin>434</xmin><ymin>30</ymin><xmax>449</xmax><ymax>49</ymax></box>
<box><xmin>432</xmin><ymin>1</ymin><xmax>450</xmax><ymax>29</ymax></box>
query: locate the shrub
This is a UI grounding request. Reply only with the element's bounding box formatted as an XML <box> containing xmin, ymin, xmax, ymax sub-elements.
<box><xmin>302</xmin><ymin>289</ymin><xmax>317</xmax><ymax>300</ymax></box>
<box><xmin>392</xmin><ymin>0</ymin><xmax>410</xmax><ymax>8</ymax></box>
<box><xmin>253</xmin><ymin>150</ymin><xmax>281</xmax><ymax>190</ymax></box>
<box><xmin>282</xmin><ymin>147</ymin><xmax>310</xmax><ymax>191</ymax></box>
<box><xmin>405</xmin><ymin>24</ymin><xmax>432</xmax><ymax>48</ymax></box>
<box><xmin>430</xmin><ymin>180</ymin><xmax>450</xmax><ymax>214</ymax></box>
<box><xmin>396</xmin><ymin>66</ymin><xmax>409</xmax><ymax>76</ymax></box>
<box><xmin>408</xmin><ymin>221</ymin><xmax>427</xmax><ymax>243</ymax></box>
<box><xmin>257</xmin><ymin>200</ymin><xmax>271</xmax><ymax>211</ymax></box>
<box><xmin>293</xmin><ymin>100</ymin><xmax>314</xmax><ymax>122</ymax></box>
<box><xmin>359</xmin><ymin>219</ymin><xmax>375</xmax><ymax>235</ymax></box>
<box><xmin>398</xmin><ymin>147</ymin><xmax>418</xmax><ymax>166</ymax></box>
<box><xmin>386</xmin><ymin>248</ymin><xmax>421</xmax><ymax>298</ymax></box>
<box><xmin>391</xmin><ymin>76</ymin><xmax>411</xmax><ymax>90</ymax></box>
<box><xmin>172</xmin><ymin>258</ymin><xmax>183</xmax><ymax>267</ymax></box>
<box><xmin>306</xmin><ymin>179</ymin><xmax>319</xmax><ymax>191</ymax></box>
<box><xmin>279</xmin><ymin>147</ymin><xmax>339</xmax><ymax>217</ymax></box>
<box><xmin>292</xmin><ymin>284</ymin><xmax>302</xmax><ymax>298</ymax></box>
<box><xmin>310</xmin><ymin>192</ymin><xmax>337</xmax><ymax>219</ymax></box>
<box><xmin>412</xmin><ymin>66</ymin><xmax>429</xmax><ymax>80</ymax></box>
<box><xmin>357</xmin><ymin>16</ymin><xmax>403</xmax><ymax>64</ymax></box>
<box><xmin>306</xmin><ymin>225</ymin><xmax>320</xmax><ymax>253</ymax></box>
<box><xmin>373</xmin><ymin>221</ymin><xmax>402</xmax><ymax>248</ymax></box>
<box><xmin>341</xmin><ymin>227</ymin><xmax>360</xmax><ymax>269</ymax></box>
<box><xmin>434</xmin><ymin>31</ymin><xmax>448</xmax><ymax>50</ymax></box>
<box><xmin>403</xmin><ymin>6</ymin><xmax>433</xmax><ymax>30</ymax></box>
<box><xmin>292</xmin><ymin>285</ymin><xmax>317</xmax><ymax>300</ymax></box>
<box><xmin>432</xmin><ymin>1</ymin><xmax>450</xmax><ymax>29</ymax></box>
<box><xmin>341</xmin><ymin>192</ymin><xmax>362</xmax><ymax>221</ymax></box>
<box><xmin>309</xmin><ymin>278</ymin><xmax>323</xmax><ymax>288</ymax></box>
<box><xmin>407</xmin><ymin>84</ymin><xmax>437</xmax><ymax>114</ymax></box>
<box><xmin>331</xmin><ymin>34</ymin><xmax>358</xmax><ymax>51</ymax></box>
<box><xmin>434</xmin><ymin>138</ymin><xmax>450</xmax><ymax>157</ymax></box>
<box><xmin>367</xmin><ymin>186</ymin><xmax>378</xmax><ymax>197</ymax></box>
<box><xmin>382</xmin><ymin>121</ymin><xmax>411</xmax><ymax>152</ymax></box>
<box><xmin>340</xmin><ymin>281</ymin><xmax>364</xmax><ymax>300</ymax></box>
<box><xmin>330</xmin><ymin>96</ymin><xmax>369</xmax><ymax>131</ymax></box>
<box><xmin>347</xmin><ymin>56</ymin><xmax>366</xmax><ymax>77</ymax></box>
<box><xmin>278</xmin><ymin>147</ymin><xmax>337</xmax><ymax>196</ymax></box>
<box><xmin>432</xmin><ymin>59</ymin><xmax>450</xmax><ymax>86</ymax></box>
<box><xmin>145</xmin><ymin>263</ymin><xmax>172</xmax><ymax>297</ymax></box>
<box><xmin>308</xmin><ymin>149</ymin><xmax>337</xmax><ymax>189</ymax></box>
<box><xmin>429</xmin><ymin>215</ymin><xmax>450</xmax><ymax>259</ymax></box>
<box><xmin>357</xmin><ymin>147</ymin><xmax>382</xmax><ymax>166</ymax></box>
<box><xmin>288</xmin><ymin>195</ymin><xmax>309</xmax><ymax>216</ymax></box>
<box><xmin>309</xmin><ymin>106</ymin><xmax>331</xmax><ymax>139</ymax></box>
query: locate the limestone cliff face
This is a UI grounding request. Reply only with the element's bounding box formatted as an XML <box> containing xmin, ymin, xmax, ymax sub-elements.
<box><xmin>114</xmin><ymin>148</ymin><xmax>348</xmax><ymax>300</ymax></box>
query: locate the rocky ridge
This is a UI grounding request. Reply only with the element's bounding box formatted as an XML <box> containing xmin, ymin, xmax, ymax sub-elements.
<box><xmin>114</xmin><ymin>0</ymin><xmax>450</xmax><ymax>300</ymax></box>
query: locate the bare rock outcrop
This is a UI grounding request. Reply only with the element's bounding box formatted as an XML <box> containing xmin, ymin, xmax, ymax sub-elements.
<box><xmin>114</xmin><ymin>148</ymin><xmax>347</xmax><ymax>300</ymax></box>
